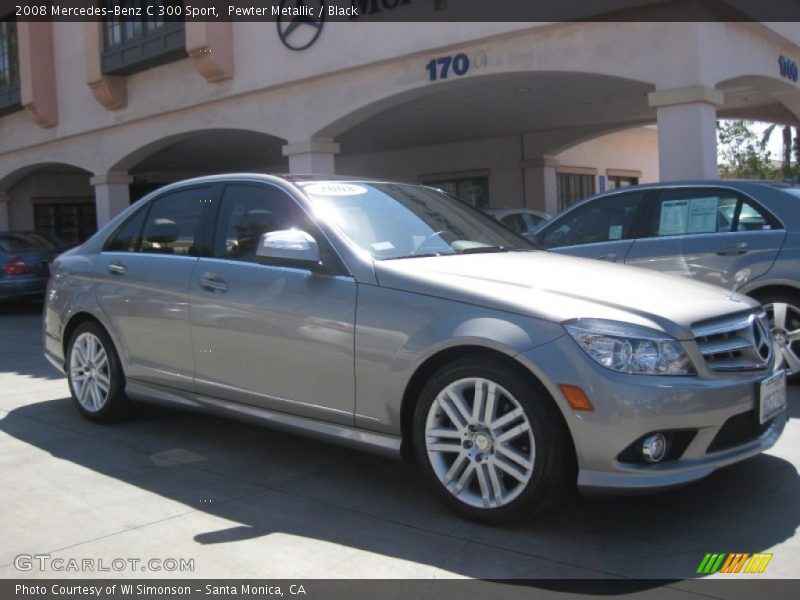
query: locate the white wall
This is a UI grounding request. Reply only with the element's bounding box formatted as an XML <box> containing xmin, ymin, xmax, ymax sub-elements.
<box><xmin>556</xmin><ymin>126</ymin><xmax>660</xmax><ymax>186</ymax></box>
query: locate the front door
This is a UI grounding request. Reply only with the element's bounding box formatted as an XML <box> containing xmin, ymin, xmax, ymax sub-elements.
<box><xmin>189</xmin><ymin>182</ymin><xmax>357</xmax><ymax>425</ymax></box>
<box><xmin>539</xmin><ymin>190</ymin><xmax>647</xmax><ymax>264</ymax></box>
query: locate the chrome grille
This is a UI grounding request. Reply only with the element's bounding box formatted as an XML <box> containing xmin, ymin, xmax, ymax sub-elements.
<box><xmin>693</xmin><ymin>312</ymin><xmax>772</xmax><ymax>372</ymax></box>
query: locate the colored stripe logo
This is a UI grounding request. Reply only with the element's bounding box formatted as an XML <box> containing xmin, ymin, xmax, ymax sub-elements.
<box><xmin>696</xmin><ymin>553</ymin><xmax>773</xmax><ymax>574</ymax></box>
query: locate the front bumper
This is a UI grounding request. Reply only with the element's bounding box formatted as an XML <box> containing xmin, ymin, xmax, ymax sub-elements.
<box><xmin>518</xmin><ymin>335</ymin><xmax>787</xmax><ymax>495</ymax></box>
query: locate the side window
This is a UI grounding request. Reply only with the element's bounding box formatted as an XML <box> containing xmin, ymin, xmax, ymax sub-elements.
<box><xmin>213</xmin><ymin>184</ymin><xmax>324</xmax><ymax>265</ymax></box>
<box><xmin>647</xmin><ymin>189</ymin><xmax>740</xmax><ymax>237</ymax></box>
<box><xmin>540</xmin><ymin>192</ymin><xmax>644</xmax><ymax>248</ymax></box>
<box><xmin>736</xmin><ymin>199</ymin><xmax>773</xmax><ymax>231</ymax></box>
<box><xmin>520</xmin><ymin>213</ymin><xmax>537</xmax><ymax>233</ymax></box>
<box><xmin>500</xmin><ymin>214</ymin><xmax>525</xmax><ymax>234</ymax></box>
<box><xmin>140</xmin><ymin>187</ymin><xmax>213</xmax><ymax>256</ymax></box>
<box><xmin>104</xmin><ymin>207</ymin><xmax>147</xmax><ymax>252</ymax></box>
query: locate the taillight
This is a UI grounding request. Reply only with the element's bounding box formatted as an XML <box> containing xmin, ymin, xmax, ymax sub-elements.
<box><xmin>4</xmin><ymin>257</ymin><xmax>32</xmax><ymax>276</ymax></box>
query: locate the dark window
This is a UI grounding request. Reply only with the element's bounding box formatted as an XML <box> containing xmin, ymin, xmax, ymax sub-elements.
<box><xmin>540</xmin><ymin>192</ymin><xmax>644</xmax><ymax>249</ymax></box>
<box><xmin>428</xmin><ymin>176</ymin><xmax>490</xmax><ymax>209</ymax></box>
<box><xmin>33</xmin><ymin>203</ymin><xmax>97</xmax><ymax>248</ymax></box>
<box><xmin>0</xmin><ymin>19</ymin><xmax>21</xmax><ymax>115</ymax></box>
<box><xmin>140</xmin><ymin>186</ymin><xmax>212</xmax><ymax>256</ymax></box>
<box><xmin>736</xmin><ymin>199</ymin><xmax>775</xmax><ymax>231</ymax></box>
<box><xmin>500</xmin><ymin>213</ymin><xmax>526</xmax><ymax>235</ymax></box>
<box><xmin>0</xmin><ymin>233</ymin><xmax>59</xmax><ymax>253</ymax></box>
<box><xmin>104</xmin><ymin>207</ymin><xmax>148</xmax><ymax>252</ymax></box>
<box><xmin>606</xmin><ymin>175</ymin><xmax>639</xmax><ymax>191</ymax></box>
<box><xmin>557</xmin><ymin>173</ymin><xmax>596</xmax><ymax>212</ymax></box>
<box><xmin>213</xmin><ymin>184</ymin><xmax>326</xmax><ymax>265</ymax></box>
<box><xmin>645</xmin><ymin>189</ymin><xmax>782</xmax><ymax>237</ymax></box>
<box><xmin>101</xmin><ymin>1</ymin><xmax>186</xmax><ymax>76</ymax></box>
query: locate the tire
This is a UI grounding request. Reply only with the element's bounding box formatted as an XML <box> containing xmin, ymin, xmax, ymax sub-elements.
<box><xmin>755</xmin><ymin>291</ymin><xmax>800</xmax><ymax>384</ymax></box>
<box><xmin>412</xmin><ymin>357</ymin><xmax>574</xmax><ymax>524</ymax></box>
<box><xmin>66</xmin><ymin>321</ymin><xmax>135</xmax><ymax>422</ymax></box>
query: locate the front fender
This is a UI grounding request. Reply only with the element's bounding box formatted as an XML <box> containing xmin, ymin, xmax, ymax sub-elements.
<box><xmin>353</xmin><ymin>284</ymin><xmax>563</xmax><ymax>434</ymax></box>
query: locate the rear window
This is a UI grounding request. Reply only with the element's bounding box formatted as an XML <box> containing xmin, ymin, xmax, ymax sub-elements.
<box><xmin>0</xmin><ymin>233</ymin><xmax>57</xmax><ymax>253</ymax></box>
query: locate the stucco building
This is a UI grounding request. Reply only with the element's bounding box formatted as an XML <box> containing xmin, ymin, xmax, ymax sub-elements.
<box><xmin>1</xmin><ymin>10</ymin><xmax>799</xmax><ymax>245</ymax></box>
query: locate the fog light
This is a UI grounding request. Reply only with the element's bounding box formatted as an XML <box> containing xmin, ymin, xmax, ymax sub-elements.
<box><xmin>642</xmin><ymin>433</ymin><xmax>667</xmax><ymax>463</ymax></box>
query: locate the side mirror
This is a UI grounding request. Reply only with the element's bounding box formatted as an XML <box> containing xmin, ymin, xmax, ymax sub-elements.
<box><xmin>256</xmin><ymin>230</ymin><xmax>321</xmax><ymax>267</ymax></box>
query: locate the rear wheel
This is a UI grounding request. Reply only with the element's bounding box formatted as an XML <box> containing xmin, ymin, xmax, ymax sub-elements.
<box><xmin>412</xmin><ymin>358</ymin><xmax>573</xmax><ymax>524</ymax></box>
<box><xmin>66</xmin><ymin>321</ymin><xmax>134</xmax><ymax>422</ymax></box>
<box><xmin>757</xmin><ymin>291</ymin><xmax>800</xmax><ymax>383</ymax></box>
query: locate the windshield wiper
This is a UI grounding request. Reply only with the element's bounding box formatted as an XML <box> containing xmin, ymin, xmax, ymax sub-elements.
<box><xmin>386</xmin><ymin>252</ymin><xmax>453</xmax><ymax>260</ymax></box>
<box><xmin>458</xmin><ymin>246</ymin><xmax>510</xmax><ymax>255</ymax></box>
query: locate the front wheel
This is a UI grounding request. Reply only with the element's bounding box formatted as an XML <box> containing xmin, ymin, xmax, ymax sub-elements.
<box><xmin>758</xmin><ymin>292</ymin><xmax>800</xmax><ymax>382</ymax></box>
<box><xmin>412</xmin><ymin>358</ymin><xmax>574</xmax><ymax>524</ymax></box>
<box><xmin>66</xmin><ymin>321</ymin><xmax>135</xmax><ymax>422</ymax></box>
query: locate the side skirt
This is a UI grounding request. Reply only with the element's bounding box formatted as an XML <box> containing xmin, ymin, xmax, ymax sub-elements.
<box><xmin>125</xmin><ymin>380</ymin><xmax>403</xmax><ymax>460</ymax></box>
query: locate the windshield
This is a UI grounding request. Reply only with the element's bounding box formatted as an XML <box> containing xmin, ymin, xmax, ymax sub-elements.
<box><xmin>300</xmin><ymin>182</ymin><xmax>534</xmax><ymax>260</ymax></box>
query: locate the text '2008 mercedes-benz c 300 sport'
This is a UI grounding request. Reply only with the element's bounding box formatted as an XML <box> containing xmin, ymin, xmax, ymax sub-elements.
<box><xmin>43</xmin><ymin>175</ymin><xmax>787</xmax><ymax>523</ymax></box>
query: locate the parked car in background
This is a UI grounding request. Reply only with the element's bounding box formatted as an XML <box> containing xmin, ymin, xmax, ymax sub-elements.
<box><xmin>533</xmin><ymin>181</ymin><xmax>800</xmax><ymax>378</ymax></box>
<box><xmin>0</xmin><ymin>231</ymin><xmax>65</xmax><ymax>302</ymax></box>
<box><xmin>44</xmin><ymin>175</ymin><xmax>786</xmax><ymax>523</ymax></box>
<box><xmin>486</xmin><ymin>208</ymin><xmax>551</xmax><ymax>239</ymax></box>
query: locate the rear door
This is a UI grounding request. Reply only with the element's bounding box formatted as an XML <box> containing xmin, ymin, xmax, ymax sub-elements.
<box><xmin>624</xmin><ymin>187</ymin><xmax>786</xmax><ymax>289</ymax></box>
<box><xmin>95</xmin><ymin>184</ymin><xmax>218</xmax><ymax>389</ymax></box>
<box><xmin>537</xmin><ymin>190</ymin><xmax>649</xmax><ymax>263</ymax></box>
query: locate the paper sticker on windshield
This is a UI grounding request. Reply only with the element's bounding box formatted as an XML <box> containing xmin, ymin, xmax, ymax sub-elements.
<box><xmin>303</xmin><ymin>183</ymin><xmax>368</xmax><ymax>196</ymax></box>
<box><xmin>371</xmin><ymin>241</ymin><xmax>395</xmax><ymax>251</ymax></box>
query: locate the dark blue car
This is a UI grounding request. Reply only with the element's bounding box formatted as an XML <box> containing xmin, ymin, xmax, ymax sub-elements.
<box><xmin>0</xmin><ymin>231</ymin><xmax>67</xmax><ymax>302</ymax></box>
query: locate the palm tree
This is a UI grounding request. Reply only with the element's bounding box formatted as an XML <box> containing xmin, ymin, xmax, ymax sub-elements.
<box><xmin>760</xmin><ymin>123</ymin><xmax>794</xmax><ymax>177</ymax></box>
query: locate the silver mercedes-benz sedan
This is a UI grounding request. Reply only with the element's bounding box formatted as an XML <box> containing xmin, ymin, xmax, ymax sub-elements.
<box><xmin>43</xmin><ymin>175</ymin><xmax>787</xmax><ymax>523</ymax></box>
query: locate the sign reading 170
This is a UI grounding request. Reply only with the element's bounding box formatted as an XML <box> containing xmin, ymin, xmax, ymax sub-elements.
<box><xmin>426</xmin><ymin>53</ymin><xmax>470</xmax><ymax>81</ymax></box>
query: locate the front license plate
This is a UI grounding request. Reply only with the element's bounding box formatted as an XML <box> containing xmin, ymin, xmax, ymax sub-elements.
<box><xmin>759</xmin><ymin>371</ymin><xmax>787</xmax><ymax>424</ymax></box>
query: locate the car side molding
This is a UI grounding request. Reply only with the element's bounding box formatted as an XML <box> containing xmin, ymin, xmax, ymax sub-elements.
<box><xmin>125</xmin><ymin>380</ymin><xmax>403</xmax><ymax>460</ymax></box>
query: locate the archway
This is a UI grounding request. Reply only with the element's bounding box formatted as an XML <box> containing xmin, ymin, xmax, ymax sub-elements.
<box><xmin>0</xmin><ymin>164</ymin><xmax>94</xmax><ymax>246</ymax></box>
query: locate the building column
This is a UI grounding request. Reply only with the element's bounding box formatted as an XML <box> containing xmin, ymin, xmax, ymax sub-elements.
<box><xmin>0</xmin><ymin>193</ymin><xmax>10</xmax><ymax>232</ymax></box>
<box><xmin>17</xmin><ymin>21</ymin><xmax>58</xmax><ymax>128</ymax></box>
<box><xmin>282</xmin><ymin>139</ymin><xmax>340</xmax><ymax>175</ymax></box>
<box><xmin>91</xmin><ymin>173</ymin><xmax>133</xmax><ymax>227</ymax></box>
<box><xmin>522</xmin><ymin>157</ymin><xmax>559</xmax><ymax>214</ymax></box>
<box><xmin>648</xmin><ymin>86</ymin><xmax>724</xmax><ymax>181</ymax></box>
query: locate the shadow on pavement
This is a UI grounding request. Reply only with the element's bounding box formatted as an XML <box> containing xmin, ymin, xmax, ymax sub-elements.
<box><xmin>0</xmin><ymin>299</ymin><xmax>65</xmax><ymax>382</ymax></box>
<box><xmin>1</xmin><ymin>395</ymin><xmax>798</xmax><ymax>583</ymax></box>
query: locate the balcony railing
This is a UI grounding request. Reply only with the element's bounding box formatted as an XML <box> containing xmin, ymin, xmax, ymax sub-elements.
<box><xmin>101</xmin><ymin>1</ymin><xmax>186</xmax><ymax>76</ymax></box>
<box><xmin>0</xmin><ymin>19</ymin><xmax>21</xmax><ymax>115</ymax></box>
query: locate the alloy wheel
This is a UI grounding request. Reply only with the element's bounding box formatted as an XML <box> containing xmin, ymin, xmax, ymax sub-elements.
<box><xmin>425</xmin><ymin>377</ymin><xmax>535</xmax><ymax>509</ymax></box>
<box><xmin>764</xmin><ymin>302</ymin><xmax>800</xmax><ymax>375</ymax></box>
<box><xmin>69</xmin><ymin>332</ymin><xmax>111</xmax><ymax>412</ymax></box>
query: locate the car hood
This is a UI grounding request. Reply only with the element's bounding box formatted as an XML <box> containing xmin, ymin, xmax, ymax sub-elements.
<box><xmin>373</xmin><ymin>251</ymin><xmax>760</xmax><ymax>340</ymax></box>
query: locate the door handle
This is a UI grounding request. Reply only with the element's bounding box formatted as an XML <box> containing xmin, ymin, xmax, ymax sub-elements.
<box><xmin>715</xmin><ymin>243</ymin><xmax>749</xmax><ymax>256</ymax></box>
<box><xmin>597</xmin><ymin>254</ymin><xmax>618</xmax><ymax>262</ymax></box>
<box><xmin>107</xmin><ymin>261</ymin><xmax>128</xmax><ymax>275</ymax></box>
<box><xmin>199</xmin><ymin>274</ymin><xmax>228</xmax><ymax>293</ymax></box>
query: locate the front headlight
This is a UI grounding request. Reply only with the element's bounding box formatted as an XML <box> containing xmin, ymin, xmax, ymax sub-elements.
<box><xmin>564</xmin><ymin>319</ymin><xmax>695</xmax><ymax>376</ymax></box>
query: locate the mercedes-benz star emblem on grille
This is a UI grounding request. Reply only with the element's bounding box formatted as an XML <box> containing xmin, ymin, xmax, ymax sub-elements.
<box><xmin>753</xmin><ymin>316</ymin><xmax>772</xmax><ymax>362</ymax></box>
